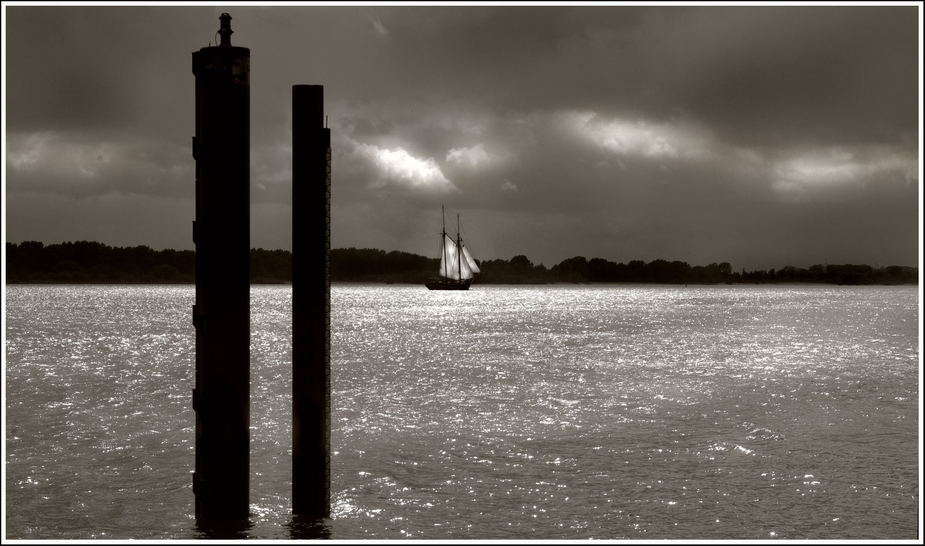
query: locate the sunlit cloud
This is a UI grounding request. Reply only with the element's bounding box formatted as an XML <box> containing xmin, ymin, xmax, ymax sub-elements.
<box><xmin>771</xmin><ymin>145</ymin><xmax>918</xmax><ymax>197</ymax></box>
<box><xmin>446</xmin><ymin>143</ymin><xmax>490</xmax><ymax>169</ymax></box>
<box><xmin>7</xmin><ymin>131</ymin><xmax>54</xmax><ymax>170</ymax></box>
<box><xmin>562</xmin><ymin>109</ymin><xmax>919</xmax><ymax>205</ymax></box>
<box><xmin>6</xmin><ymin>130</ymin><xmax>190</xmax><ymax>197</ymax></box>
<box><xmin>564</xmin><ymin>111</ymin><xmax>717</xmax><ymax>161</ymax></box>
<box><xmin>8</xmin><ymin>131</ymin><xmax>111</xmax><ymax>177</ymax></box>
<box><xmin>774</xmin><ymin>148</ymin><xmax>859</xmax><ymax>188</ymax></box>
<box><xmin>345</xmin><ymin>137</ymin><xmax>458</xmax><ymax>193</ymax></box>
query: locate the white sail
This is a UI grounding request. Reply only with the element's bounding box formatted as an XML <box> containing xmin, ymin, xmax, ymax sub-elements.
<box><xmin>460</xmin><ymin>242</ymin><xmax>480</xmax><ymax>275</ymax></box>
<box><xmin>438</xmin><ymin>234</ymin><xmax>474</xmax><ymax>281</ymax></box>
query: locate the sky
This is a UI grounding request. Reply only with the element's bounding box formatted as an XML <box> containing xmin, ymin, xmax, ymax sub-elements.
<box><xmin>3</xmin><ymin>2</ymin><xmax>922</xmax><ymax>272</ymax></box>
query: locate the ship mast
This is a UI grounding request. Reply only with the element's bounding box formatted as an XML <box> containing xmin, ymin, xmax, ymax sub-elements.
<box><xmin>456</xmin><ymin>213</ymin><xmax>462</xmax><ymax>284</ymax></box>
<box><xmin>441</xmin><ymin>205</ymin><xmax>448</xmax><ymax>281</ymax></box>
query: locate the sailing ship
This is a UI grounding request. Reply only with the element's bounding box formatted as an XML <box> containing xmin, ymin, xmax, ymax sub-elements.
<box><xmin>425</xmin><ymin>206</ymin><xmax>480</xmax><ymax>290</ymax></box>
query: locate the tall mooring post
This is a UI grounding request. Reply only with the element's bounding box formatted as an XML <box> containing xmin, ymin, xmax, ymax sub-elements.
<box><xmin>191</xmin><ymin>13</ymin><xmax>251</xmax><ymax>521</ymax></box>
<box><xmin>291</xmin><ymin>85</ymin><xmax>332</xmax><ymax>518</ymax></box>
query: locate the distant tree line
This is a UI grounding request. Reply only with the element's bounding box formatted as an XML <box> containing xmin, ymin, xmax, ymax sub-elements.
<box><xmin>543</xmin><ymin>256</ymin><xmax>917</xmax><ymax>285</ymax></box>
<box><xmin>5</xmin><ymin>241</ymin><xmax>292</xmax><ymax>284</ymax></box>
<box><xmin>7</xmin><ymin>241</ymin><xmax>195</xmax><ymax>284</ymax></box>
<box><xmin>5</xmin><ymin>241</ymin><xmax>918</xmax><ymax>285</ymax></box>
<box><xmin>329</xmin><ymin>247</ymin><xmax>436</xmax><ymax>284</ymax></box>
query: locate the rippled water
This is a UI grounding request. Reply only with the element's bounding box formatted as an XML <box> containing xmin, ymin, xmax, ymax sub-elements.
<box><xmin>4</xmin><ymin>284</ymin><xmax>920</xmax><ymax>539</ymax></box>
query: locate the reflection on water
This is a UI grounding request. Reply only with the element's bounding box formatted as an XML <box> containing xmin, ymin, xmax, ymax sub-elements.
<box><xmin>286</xmin><ymin>515</ymin><xmax>333</xmax><ymax>540</ymax></box>
<box><xmin>194</xmin><ymin>512</ymin><xmax>331</xmax><ymax>540</ymax></box>
<box><xmin>193</xmin><ymin>517</ymin><xmax>253</xmax><ymax>540</ymax></box>
<box><xmin>4</xmin><ymin>284</ymin><xmax>919</xmax><ymax>539</ymax></box>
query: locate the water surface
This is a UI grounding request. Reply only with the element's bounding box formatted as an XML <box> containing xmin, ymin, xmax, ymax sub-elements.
<box><xmin>5</xmin><ymin>284</ymin><xmax>920</xmax><ymax>539</ymax></box>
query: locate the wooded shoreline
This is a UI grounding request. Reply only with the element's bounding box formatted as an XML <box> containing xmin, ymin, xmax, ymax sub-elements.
<box><xmin>5</xmin><ymin>241</ymin><xmax>918</xmax><ymax>286</ymax></box>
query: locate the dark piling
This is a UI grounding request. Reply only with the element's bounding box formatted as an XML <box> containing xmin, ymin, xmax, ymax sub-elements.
<box><xmin>190</xmin><ymin>12</ymin><xmax>251</xmax><ymax>521</ymax></box>
<box><xmin>291</xmin><ymin>84</ymin><xmax>332</xmax><ymax>518</ymax></box>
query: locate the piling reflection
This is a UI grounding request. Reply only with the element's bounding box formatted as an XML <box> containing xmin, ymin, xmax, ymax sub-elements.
<box><xmin>193</xmin><ymin>517</ymin><xmax>253</xmax><ymax>539</ymax></box>
<box><xmin>287</xmin><ymin>515</ymin><xmax>333</xmax><ymax>539</ymax></box>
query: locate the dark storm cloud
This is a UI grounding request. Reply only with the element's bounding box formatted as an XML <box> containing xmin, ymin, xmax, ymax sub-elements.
<box><xmin>645</xmin><ymin>6</ymin><xmax>920</xmax><ymax>147</ymax></box>
<box><xmin>3</xmin><ymin>3</ymin><xmax>920</xmax><ymax>271</ymax></box>
<box><xmin>341</xmin><ymin>6</ymin><xmax>918</xmax><ymax>145</ymax></box>
<box><xmin>4</xmin><ymin>6</ymin><xmax>212</xmax><ymax>133</ymax></box>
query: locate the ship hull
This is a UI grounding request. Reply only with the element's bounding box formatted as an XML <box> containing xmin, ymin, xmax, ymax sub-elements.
<box><xmin>425</xmin><ymin>279</ymin><xmax>472</xmax><ymax>290</ymax></box>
